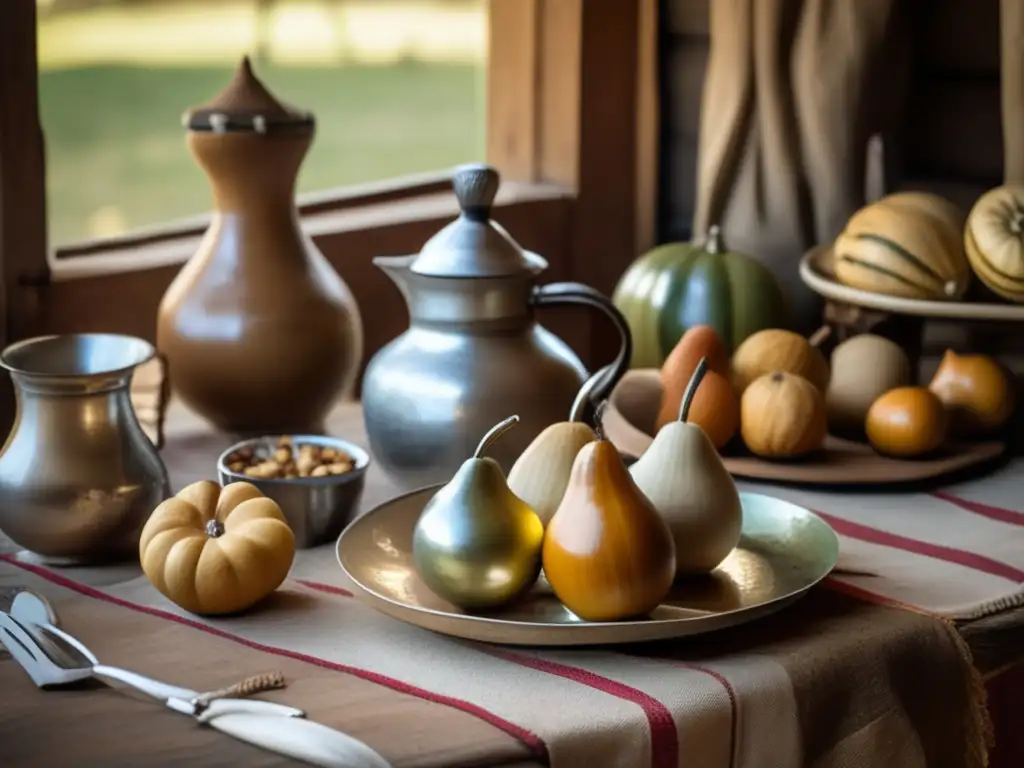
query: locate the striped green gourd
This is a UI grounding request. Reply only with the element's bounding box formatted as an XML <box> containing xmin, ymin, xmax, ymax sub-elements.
<box><xmin>611</xmin><ymin>226</ymin><xmax>790</xmax><ymax>368</ymax></box>
<box><xmin>833</xmin><ymin>191</ymin><xmax>970</xmax><ymax>301</ymax></box>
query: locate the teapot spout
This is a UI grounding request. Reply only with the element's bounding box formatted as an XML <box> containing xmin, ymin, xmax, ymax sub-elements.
<box><xmin>373</xmin><ymin>255</ymin><xmax>416</xmax><ymax>294</ymax></box>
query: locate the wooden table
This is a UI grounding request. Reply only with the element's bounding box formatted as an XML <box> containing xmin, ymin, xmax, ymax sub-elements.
<box><xmin>1</xmin><ymin>399</ymin><xmax>1023</xmax><ymax>767</ymax></box>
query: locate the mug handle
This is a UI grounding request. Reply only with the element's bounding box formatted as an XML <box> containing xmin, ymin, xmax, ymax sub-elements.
<box><xmin>530</xmin><ymin>282</ymin><xmax>633</xmax><ymax>409</ymax></box>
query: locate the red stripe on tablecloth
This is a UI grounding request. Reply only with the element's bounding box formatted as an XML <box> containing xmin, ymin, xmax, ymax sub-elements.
<box><xmin>0</xmin><ymin>554</ymin><xmax>548</xmax><ymax>760</ymax></box>
<box><xmin>302</xmin><ymin>578</ymin><xmax>678</xmax><ymax>768</ymax></box>
<box><xmin>295</xmin><ymin>578</ymin><xmax>353</xmax><ymax>597</ymax></box>
<box><xmin>824</xmin><ymin>577</ymin><xmax>915</xmax><ymax>610</ymax></box>
<box><xmin>680</xmin><ymin>662</ymin><xmax>737</xmax><ymax>768</ymax></box>
<box><xmin>812</xmin><ymin>510</ymin><xmax>1024</xmax><ymax>583</ymax></box>
<box><xmin>482</xmin><ymin>646</ymin><xmax>679</xmax><ymax>768</ymax></box>
<box><xmin>930</xmin><ymin>491</ymin><xmax>1024</xmax><ymax>528</ymax></box>
<box><xmin>616</xmin><ymin>652</ymin><xmax>738</xmax><ymax>768</ymax></box>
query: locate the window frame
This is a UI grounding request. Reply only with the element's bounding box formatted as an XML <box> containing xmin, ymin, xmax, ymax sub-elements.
<box><xmin>0</xmin><ymin>0</ymin><xmax>659</xmax><ymax>380</ymax></box>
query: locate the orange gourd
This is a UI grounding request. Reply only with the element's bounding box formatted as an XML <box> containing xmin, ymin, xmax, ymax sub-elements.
<box><xmin>659</xmin><ymin>325</ymin><xmax>731</xmax><ymax>387</ymax></box>
<box><xmin>731</xmin><ymin>327</ymin><xmax>831</xmax><ymax>395</ymax></box>
<box><xmin>655</xmin><ymin>367</ymin><xmax>739</xmax><ymax>449</ymax></box>
<box><xmin>866</xmin><ymin>387</ymin><xmax>947</xmax><ymax>458</ymax></box>
<box><xmin>658</xmin><ymin>325</ymin><xmax>737</xmax><ymax>448</ymax></box>
<box><xmin>740</xmin><ymin>372</ymin><xmax>827</xmax><ymax>458</ymax></box>
<box><xmin>928</xmin><ymin>350</ymin><xmax>1015</xmax><ymax>435</ymax></box>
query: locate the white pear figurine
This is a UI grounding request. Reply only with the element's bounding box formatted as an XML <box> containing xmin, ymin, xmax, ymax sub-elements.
<box><xmin>507</xmin><ymin>367</ymin><xmax>606</xmax><ymax>526</ymax></box>
<box><xmin>629</xmin><ymin>356</ymin><xmax>742</xmax><ymax>575</ymax></box>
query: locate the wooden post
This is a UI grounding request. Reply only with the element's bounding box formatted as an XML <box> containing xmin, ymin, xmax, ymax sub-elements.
<box><xmin>0</xmin><ymin>0</ymin><xmax>51</xmax><ymax>434</ymax></box>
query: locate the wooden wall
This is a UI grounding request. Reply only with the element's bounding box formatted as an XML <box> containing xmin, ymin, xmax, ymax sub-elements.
<box><xmin>895</xmin><ymin>0</ymin><xmax>1002</xmax><ymax>208</ymax></box>
<box><xmin>658</xmin><ymin>0</ymin><xmax>709</xmax><ymax>243</ymax></box>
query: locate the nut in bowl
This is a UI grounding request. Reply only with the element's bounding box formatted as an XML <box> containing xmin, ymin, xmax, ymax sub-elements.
<box><xmin>217</xmin><ymin>435</ymin><xmax>370</xmax><ymax>549</ymax></box>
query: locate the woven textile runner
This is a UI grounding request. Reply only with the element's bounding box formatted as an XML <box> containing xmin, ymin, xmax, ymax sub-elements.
<box><xmin>737</xmin><ymin>458</ymin><xmax>1024</xmax><ymax>619</ymax></box>
<box><xmin>0</xmin><ymin>554</ymin><xmax>987</xmax><ymax>768</ymax></box>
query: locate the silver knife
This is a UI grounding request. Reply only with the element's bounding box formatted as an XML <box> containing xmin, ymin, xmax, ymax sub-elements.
<box><xmin>191</xmin><ymin>710</ymin><xmax>393</xmax><ymax>768</ymax></box>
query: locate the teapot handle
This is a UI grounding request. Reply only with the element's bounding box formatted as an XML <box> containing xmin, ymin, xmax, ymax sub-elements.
<box><xmin>530</xmin><ymin>282</ymin><xmax>633</xmax><ymax>410</ymax></box>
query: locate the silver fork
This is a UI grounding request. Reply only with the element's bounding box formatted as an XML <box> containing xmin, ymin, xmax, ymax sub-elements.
<box><xmin>6</xmin><ymin>590</ymin><xmax>303</xmax><ymax>718</ymax></box>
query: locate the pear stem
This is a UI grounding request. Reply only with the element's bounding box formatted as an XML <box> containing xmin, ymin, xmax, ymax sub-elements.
<box><xmin>593</xmin><ymin>401</ymin><xmax>608</xmax><ymax>441</ymax></box>
<box><xmin>808</xmin><ymin>325</ymin><xmax>831</xmax><ymax>348</ymax></box>
<box><xmin>678</xmin><ymin>356</ymin><xmax>709</xmax><ymax>423</ymax></box>
<box><xmin>569</xmin><ymin>365</ymin><xmax>609</xmax><ymax>422</ymax></box>
<box><xmin>473</xmin><ymin>415</ymin><xmax>520</xmax><ymax>458</ymax></box>
<box><xmin>704</xmin><ymin>224</ymin><xmax>724</xmax><ymax>254</ymax></box>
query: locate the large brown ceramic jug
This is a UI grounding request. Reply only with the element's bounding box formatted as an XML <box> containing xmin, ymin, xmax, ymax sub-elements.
<box><xmin>157</xmin><ymin>57</ymin><xmax>362</xmax><ymax>434</ymax></box>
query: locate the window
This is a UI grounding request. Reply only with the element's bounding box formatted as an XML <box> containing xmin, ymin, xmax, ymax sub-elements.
<box><xmin>37</xmin><ymin>0</ymin><xmax>488</xmax><ymax>245</ymax></box>
<box><xmin>1</xmin><ymin>0</ymin><xmax>658</xmax><ymax>395</ymax></box>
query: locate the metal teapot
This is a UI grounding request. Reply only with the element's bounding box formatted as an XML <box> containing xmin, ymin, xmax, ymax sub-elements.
<box><xmin>362</xmin><ymin>164</ymin><xmax>632</xmax><ymax>487</ymax></box>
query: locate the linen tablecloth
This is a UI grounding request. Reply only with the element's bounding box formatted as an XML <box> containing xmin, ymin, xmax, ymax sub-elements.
<box><xmin>1</xmin><ymin>401</ymin><xmax>1023</xmax><ymax>768</ymax></box>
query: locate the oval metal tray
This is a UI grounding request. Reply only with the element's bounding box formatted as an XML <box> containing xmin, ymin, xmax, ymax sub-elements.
<box><xmin>605</xmin><ymin>368</ymin><xmax>1006</xmax><ymax>486</ymax></box>
<box><xmin>336</xmin><ymin>486</ymin><xmax>838</xmax><ymax>646</ymax></box>
<box><xmin>799</xmin><ymin>245</ymin><xmax>1024</xmax><ymax>321</ymax></box>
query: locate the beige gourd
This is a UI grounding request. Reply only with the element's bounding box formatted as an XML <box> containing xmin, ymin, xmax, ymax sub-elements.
<box><xmin>833</xmin><ymin>191</ymin><xmax>970</xmax><ymax>300</ymax></box>
<box><xmin>629</xmin><ymin>358</ymin><xmax>742</xmax><ymax>575</ymax></box>
<box><xmin>825</xmin><ymin>334</ymin><xmax>912</xmax><ymax>435</ymax></box>
<box><xmin>964</xmin><ymin>184</ymin><xmax>1024</xmax><ymax>303</ymax></box>
<box><xmin>731</xmin><ymin>327</ymin><xmax>831</xmax><ymax>395</ymax></box>
<box><xmin>139</xmin><ymin>480</ymin><xmax>296</xmax><ymax>616</ymax></box>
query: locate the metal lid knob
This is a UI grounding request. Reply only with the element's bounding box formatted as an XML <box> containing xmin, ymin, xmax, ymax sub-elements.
<box><xmin>406</xmin><ymin>163</ymin><xmax>547</xmax><ymax>278</ymax></box>
<box><xmin>452</xmin><ymin>164</ymin><xmax>500</xmax><ymax>221</ymax></box>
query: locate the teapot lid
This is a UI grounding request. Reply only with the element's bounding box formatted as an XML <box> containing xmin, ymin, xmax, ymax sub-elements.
<box><xmin>409</xmin><ymin>164</ymin><xmax>547</xmax><ymax>278</ymax></box>
<box><xmin>183</xmin><ymin>56</ymin><xmax>314</xmax><ymax>134</ymax></box>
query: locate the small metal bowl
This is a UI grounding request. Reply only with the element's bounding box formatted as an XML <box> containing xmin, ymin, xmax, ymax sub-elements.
<box><xmin>217</xmin><ymin>435</ymin><xmax>370</xmax><ymax>549</ymax></box>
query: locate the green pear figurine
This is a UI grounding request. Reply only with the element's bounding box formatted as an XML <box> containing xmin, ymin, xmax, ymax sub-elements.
<box><xmin>412</xmin><ymin>415</ymin><xmax>545</xmax><ymax>610</ymax></box>
<box><xmin>630</xmin><ymin>357</ymin><xmax>743</xmax><ymax>575</ymax></box>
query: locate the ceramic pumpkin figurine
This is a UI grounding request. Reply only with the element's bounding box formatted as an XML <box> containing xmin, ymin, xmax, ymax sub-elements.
<box><xmin>833</xmin><ymin>191</ymin><xmax>970</xmax><ymax>300</ymax></box>
<box><xmin>612</xmin><ymin>225</ymin><xmax>789</xmax><ymax>366</ymax></box>
<box><xmin>139</xmin><ymin>480</ymin><xmax>296</xmax><ymax>615</ymax></box>
<box><xmin>866</xmin><ymin>387</ymin><xmax>947</xmax><ymax>458</ymax></box>
<box><xmin>928</xmin><ymin>350</ymin><xmax>1015</xmax><ymax>435</ymax></box>
<box><xmin>740</xmin><ymin>372</ymin><xmax>827</xmax><ymax>459</ymax></box>
<box><xmin>964</xmin><ymin>185</ymin><xmax>1024</xmax><ymax>303</ymax></box>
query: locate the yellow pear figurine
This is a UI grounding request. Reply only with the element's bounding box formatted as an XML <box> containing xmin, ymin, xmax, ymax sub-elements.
<box><xmin>413</xmin><ymin>415</ymin><xmax>545</xmax><ymax>611</ymax></box>
<box><xmin>542</xmin><ymin>405</ymin><xmax>676</xmax><ymax>621</ymax></box>
<box><xmin>507</xmin><ymin>370</ymin><xmax>605</xmax><ymax>525</ymax></box>
<box><xmin>630</xmin><ymin>357</ymin><xmax>742</xmax><ymax>575</ymax></box>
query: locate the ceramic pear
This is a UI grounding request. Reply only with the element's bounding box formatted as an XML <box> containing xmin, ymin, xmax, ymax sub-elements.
<box><xmin>630</xmin><ymin>357</ymin><xmax>742</xmax><ymax>575</ymax></box>
<box><xmin>507</xmin><ymin>369</ymin><xmax>606</xmax><ymax>525</ymax></box>
<box><xmin>542</xmin><ymin>406</ymin><xmax>676</xmax><ymax>621</ymax></box>
<box><xmin>412</xmin><ymin>415</ymin><xmax>545</xmax><ymax>610</ymax></box>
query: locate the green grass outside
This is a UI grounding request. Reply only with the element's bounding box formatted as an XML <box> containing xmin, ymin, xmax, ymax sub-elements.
<box><xmin>40</xmin><ymin>61</ymin><xmax>485</xmax><ymax>245</ymax></box>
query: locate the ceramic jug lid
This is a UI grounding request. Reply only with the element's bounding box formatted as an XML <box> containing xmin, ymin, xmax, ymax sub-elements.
<box><xmin>409</xmin><ymin>164</ymin><xmax>547</xmax><ymax>278</ymax></box>
<box><xmin>183</xmin><ymin>56</ymin><xmax>314</xmax><ymax>134</ymax></box>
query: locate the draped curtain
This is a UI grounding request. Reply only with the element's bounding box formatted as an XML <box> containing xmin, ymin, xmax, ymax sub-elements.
<box><xmin>692</xmin><ymin>0</ymin><xmax>1024</xmax><ymax>332</ymax></box>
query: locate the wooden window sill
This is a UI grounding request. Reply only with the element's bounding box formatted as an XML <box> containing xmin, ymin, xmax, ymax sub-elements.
<box><xmin>49</xmin><ymin>179</ymin><xmax>572</xmax><ymax>282</ymax></box>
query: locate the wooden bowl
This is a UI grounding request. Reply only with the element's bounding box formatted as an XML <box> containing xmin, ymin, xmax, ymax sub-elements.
<box><xmin>604</xmin><ymin>369</ymin><xmax>1006</xmax><ymax>486</ymax></box>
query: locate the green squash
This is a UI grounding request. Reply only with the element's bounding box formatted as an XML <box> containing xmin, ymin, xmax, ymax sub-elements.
<box><xmin>612</xmin><ymin>226</ymin><xmax>790</xmax><ymax>368</ymax></box>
